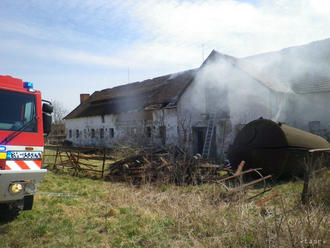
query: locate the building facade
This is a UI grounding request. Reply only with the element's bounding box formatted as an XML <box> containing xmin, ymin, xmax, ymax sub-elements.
<box><xmin>65</xmin><ymin>39</ymin><xmax>330</xmax><ymax>160</ymax></box>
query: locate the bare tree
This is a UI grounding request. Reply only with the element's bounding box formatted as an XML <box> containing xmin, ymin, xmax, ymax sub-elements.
<box><xmin>51</xmin><ymin>99</ymin><xmax>68</xmax><ymax>124</ymax></box>
<box><xmin>177</xmin><ymin>114</ymin><xmax>192</xmax><ymax>152</ymax></box>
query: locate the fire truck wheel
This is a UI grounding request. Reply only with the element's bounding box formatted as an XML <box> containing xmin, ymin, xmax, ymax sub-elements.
<box><xmin>0</xmin><ymin>203</ymin><xmax>20</xmax><ymax>223</ymax></box>
<box><xmin>23</xmin><ymin>195</ymin><xmax>34</xmax><ymax>210</ymax></box>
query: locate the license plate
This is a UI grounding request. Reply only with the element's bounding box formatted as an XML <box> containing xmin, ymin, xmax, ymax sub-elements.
<box><xmin>9</xmin><ymin>151</ymin><xmax>42</xmax><ymax>160</ymax></box>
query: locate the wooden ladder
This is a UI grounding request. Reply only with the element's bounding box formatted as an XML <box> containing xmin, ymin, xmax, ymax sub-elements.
<box><xmin>202</xmin><ymin>113</ymin><xmax>216</xmax><ymax>159</ymax></box>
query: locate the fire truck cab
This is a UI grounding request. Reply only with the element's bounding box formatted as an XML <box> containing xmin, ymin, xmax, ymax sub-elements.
<box><xmin>0</xmin><ymin>75</ymin><xmax>52</xmax><ymax>214</ymax></box>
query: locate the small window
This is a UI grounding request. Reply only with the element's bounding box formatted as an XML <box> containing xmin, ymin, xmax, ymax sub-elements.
<box><xmin>84</xmin><ymin>129</ymin><xmax>87</xmax><ymax>138</ymax></box>
<box><xmin>91</xmin><ymin>129</ymin><xmax>95</xmax><ymax>138</ymax></box>
<box><xmin>100</xmin><ymin>128</ymin><xmax>104</xmax><ymax>139</ymax></box>
<box><xmin>69</xmin><ymin>129</ymin><xmax>72</xmax><ymax>138</ymax></box>
<box><xmin>145</xmin><ymin>126</ymin><xmax>151</xmax><ymax>138</ymax></box>
<box><xmin>101</xmin><ymin>115</ymin><xmax>105</xmax><ymax>123</ymax></box>
<box><xmin>76</xmin><ymin>129</ymin><xmax>79</xmax><ymax>138</ymax></box>
<box><xmin>109</xmin><ymin>128</ymin><xmax>114</xmax><ymax>138</ymax></box>
<box><xmin>131</xmin><ymin>127</ymin><xmax>137</xmax><ymax>136</ymax></box>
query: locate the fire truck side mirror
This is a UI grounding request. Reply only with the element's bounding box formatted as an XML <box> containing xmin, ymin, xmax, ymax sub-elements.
<box><xmin>42</xmin><ymin>103</ymin><xmax>53</xmax><ymax>113</ymax></box>
<box><xmin>42</xmin><ymin>102</ymin><xmax>53</xmax><ymax>134</ymax></box>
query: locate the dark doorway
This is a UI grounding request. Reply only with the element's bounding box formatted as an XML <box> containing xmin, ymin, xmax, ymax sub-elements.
<box><xmin>159</xmin><ymin>126</ymin><xmax>166</xmax><ymax>145</ymax></box>
<box><xmin>193</xmin><ymin>127</ymin><xmax>206</xmax><ymax>154</ymax></box>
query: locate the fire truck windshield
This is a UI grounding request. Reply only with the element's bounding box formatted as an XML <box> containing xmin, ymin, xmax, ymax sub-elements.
<box><xmin>0</xmin><ymin>90</ymin><xmax>37</xmax><ymax>132</ymax></box>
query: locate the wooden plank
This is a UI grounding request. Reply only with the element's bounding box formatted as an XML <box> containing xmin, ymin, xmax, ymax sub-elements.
<box><xmin>213</xmin><ymin>168</ymin><xmax>263</xmax><ymax>183</ymax></box>
<box><xmin>255</xmin><ymin>192</ymin><xmax>278</xmax><ymax>206</ymax></box>
<box><xmin>102</xmin><ymin>148</ymin><xmax>106</xmax><ymax>178</ymax></box>
<box><xmin>198</xmin><ymin>164</ymin><xmax>221</xmax><ymax>168</ymax></box>
<box><xmin>74</xmin><ymin>161</ymin><xmax>99</xmax><ymax>168</ymax></box>
<box><xmin>229</xmin><ymin>175</ymin><xmax>272</xmax><ymax>192</ymax></box>
<box><xmin>234</xmin><ymin>161</ymin><xmax>245</xmax><ymax>176</ymax></box>
<box><xmin>234</xmin><ymin>161</ymin><xmax>245</xmax><ymax>186</ymax></box>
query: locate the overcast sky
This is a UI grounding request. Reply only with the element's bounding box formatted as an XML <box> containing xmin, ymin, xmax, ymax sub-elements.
<box><xmin>1</xmin><ymin>0</ymin><xmax>329</xmax><ymax>112</ymax></box>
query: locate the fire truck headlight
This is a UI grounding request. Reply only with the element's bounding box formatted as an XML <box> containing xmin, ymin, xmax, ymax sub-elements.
<box><xmin>9</xmin><ymin>183</ymin><xmax>24</xmax><ymax>194</ymax></box>
<box><xmin>24</xmin><ymin>182</ymin><xmax>36</xmax><ymax>194</ymax></box>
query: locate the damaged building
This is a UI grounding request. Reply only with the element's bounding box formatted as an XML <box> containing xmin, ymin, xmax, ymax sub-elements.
<box><xmin>64</xmin><ymin>51</ymin><xmax>284</xmax><ymax>160</ymax></box>
<box><xmin>64</xmin><ymin>39</ymin><xmax>330</xmax><ymax>160</ymax></box>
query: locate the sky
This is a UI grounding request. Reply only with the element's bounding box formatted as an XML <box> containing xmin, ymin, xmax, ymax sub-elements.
<box><xmin>0</xmin><ymin>0</ymin><xmax>329</xmax><ymax>112</ymax></box>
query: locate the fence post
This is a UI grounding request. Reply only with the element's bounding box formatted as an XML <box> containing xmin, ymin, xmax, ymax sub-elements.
<box><xmin>101</xmin><ymin>148</ymin><xmax>106</xmax><ymax>178</ymax></box>
<box><xmin>53</xmin><ymin>146</ymin><xmax>59</xmax><ymax>170</ymax></box>
<box><xmin>301</xmin><ymin>152</ymin><xmax>314</xmax><ymax>205</ymax></box>
<box><xmin>75</xmin><ymin>150</ymin><xmax>80</xmax><ymax>176</ymax></box>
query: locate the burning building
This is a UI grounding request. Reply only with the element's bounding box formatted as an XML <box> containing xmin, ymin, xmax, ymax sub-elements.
<box><xmin>64</xmin><ymin>39</ymin><xmax>330</xmax><ymax>160</ymax></box>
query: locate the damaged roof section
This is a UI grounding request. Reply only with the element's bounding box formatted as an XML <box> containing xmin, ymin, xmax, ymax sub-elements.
<box><xmin>65</xmin><ymin>49</ymin><xmax>291</xmax><ymax>120</ymax></box>
<box><xmin>64</xmin><ymin>69</ymin><xmax>197</xmax><ymax>119</ymax></box>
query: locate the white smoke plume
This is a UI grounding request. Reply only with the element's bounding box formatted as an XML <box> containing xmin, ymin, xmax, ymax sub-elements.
<box><xmin>187</xmin><ymin>38</ymin><xmax>330</xmax><ymax>139</ymax></box>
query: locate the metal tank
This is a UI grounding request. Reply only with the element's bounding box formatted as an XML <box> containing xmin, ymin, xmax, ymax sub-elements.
<box><xmin>228</xmin><ymin>118</ymin><xmax>330</xmax><ymax>177</ymax></box>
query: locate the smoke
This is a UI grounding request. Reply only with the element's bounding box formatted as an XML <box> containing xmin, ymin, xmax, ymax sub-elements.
<box><xmin>243</xmin><ymin>38</ymin><xmax>330</xmax><ymax>133</ymax></box>
<box><xmin>186</xmin><ymin>38</ymin><xmax>330</xmax><ymax>141</ymax></box>
<box><xmin>190</xmin><ymin>53</ymin><xmax>281</xmax><ymax>128</ymax></box>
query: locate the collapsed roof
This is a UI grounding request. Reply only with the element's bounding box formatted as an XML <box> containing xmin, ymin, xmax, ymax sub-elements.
<box><xmin>64</xmin><ymin>69</ymin><xmax>197</xmax><ymax>119</ymax></box>
<box><xmin>65</xmin><ymin>50</ymin><xmax>283</xmax><ymax>120</ymax></box>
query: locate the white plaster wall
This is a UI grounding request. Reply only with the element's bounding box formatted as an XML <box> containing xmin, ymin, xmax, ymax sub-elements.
<box><xmin>177</xmin><ymin>64</ymin><xmax>281</xmax><ymax>158</ymax></box>
<box><xmin>176</xmin><ymin>77</ymin><xmax>208</xmax><ymax>153</ymax></box>
<box><xmin>65</xmin><ymin>109</ymin><xmax>180</xmax><ymax>147</ymax></box>
<box><xmin>177</xmin><ymin>78</ymin><xmax>206</xmax><ymax>125</ymax></box>
<box><xmin>65</xmin><ymin>114</ymin><xmax>119</xmax><ymax>147</ymax></box>
<box><xmin>152</xmin><ymin>108</ymin><xmax>179</xmax><ymax>146</ymax></box>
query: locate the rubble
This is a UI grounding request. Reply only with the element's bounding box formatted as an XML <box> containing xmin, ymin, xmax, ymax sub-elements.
<box><xmin>107</xmin><ymin>148</ymin><xmax>272</xmax><ymax>196</ymax></box>
<box><xmin>107</xmin><ymin>148</ymin><xmax>226</xmax><ymax>185</ymax></box>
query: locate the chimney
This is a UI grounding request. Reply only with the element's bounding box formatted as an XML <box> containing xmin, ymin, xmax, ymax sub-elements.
<box><xmin>80</xmin><ymin>94</ymin><xmax>90</xmax><ymax>104</ymax></box>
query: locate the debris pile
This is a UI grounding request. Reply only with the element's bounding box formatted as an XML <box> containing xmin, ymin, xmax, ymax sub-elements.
<box><xmin>107</xmin><ymin>148</ymin><xmax>228</xmax><ymax>185</ymax></box>
<box><xmin>46</xmin><ymin>145</ymin><xmax>272</xmax><ymax>197</ymax></box>
<box><xmin>107</xmin><ymin>148</ymin><xmax>272</xmax><ymax>194</ymax></box>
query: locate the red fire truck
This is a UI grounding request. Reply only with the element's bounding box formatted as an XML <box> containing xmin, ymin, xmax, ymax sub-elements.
<box><xmin>0</xmin><ymin>75</ymin><xmax>52</xmax><ymax>215</ymax></box>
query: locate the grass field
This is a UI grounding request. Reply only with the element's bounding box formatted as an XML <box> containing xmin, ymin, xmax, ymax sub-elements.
<box><xmin>0</xmin><ymin>169</ymin><xmax>329</xmax><ymax>248</ymax></box>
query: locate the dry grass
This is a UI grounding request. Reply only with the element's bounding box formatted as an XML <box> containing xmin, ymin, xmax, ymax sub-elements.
<box><xmin>309</xmin><ymin>168</ymin><xmax>330</xmax><ymax>208</ymax></box>
<box><xmin>97</xmin><ymin>180</ymin><xmax>329</xmax><ymax>247</ymax></box>
<box><xmin>39</xmin><ymin>147</ymin><xmax>330</xmax><ymax>247</ymax></box>
<box><xmin>1</xmin><ymin>169</ymin><xmax>328</xmax><ymax>248</ymax></box>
